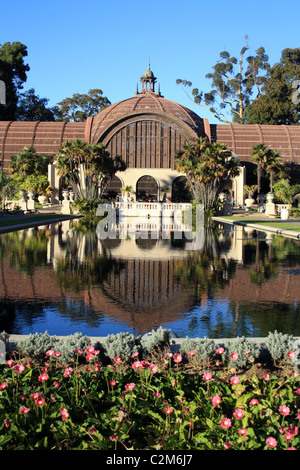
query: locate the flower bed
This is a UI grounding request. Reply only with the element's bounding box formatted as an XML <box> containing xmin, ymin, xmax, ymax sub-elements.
<box><xmin>1</xmin><ymin>336</ymin><xmax>300</xmax><ymax>450</ymax></box>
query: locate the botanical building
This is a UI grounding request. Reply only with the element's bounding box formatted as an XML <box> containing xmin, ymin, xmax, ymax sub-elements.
<box><xmin>1</xmin><ymin>63</ymin><xmax>300</xmax><ymax>206</ymax></box>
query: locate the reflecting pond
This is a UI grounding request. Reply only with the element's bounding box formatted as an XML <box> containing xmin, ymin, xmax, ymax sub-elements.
<box><xmin>0</xmin><ymin>217</ymin><xmax>300</xmax><ymax>339</ymax></box>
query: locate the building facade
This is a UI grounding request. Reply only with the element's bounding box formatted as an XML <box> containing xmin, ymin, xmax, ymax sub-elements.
<box><xmin>1</xmin><ymin>63</ymin><xmax>300</xmax><ymax>206</ymax></box>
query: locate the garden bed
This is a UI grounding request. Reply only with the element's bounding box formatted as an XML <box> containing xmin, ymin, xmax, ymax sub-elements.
<box><xmin>0</xmin><ymin>330</ymin><xmax>300</xmax><ymax>450</ymax></box>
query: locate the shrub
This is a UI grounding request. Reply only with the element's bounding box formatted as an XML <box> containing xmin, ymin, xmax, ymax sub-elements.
<box><xmin>17</xmin><ymin>331</ymin><xmax>60</xmax><ymax>361</ymax></box>
<box><xmin>262</xmin><ymin>330</ymin><xmax>295</xmax><ymax>366</ymax></box>
<box><xmin>224</xmin><ymin>336</ymin><xmax>260</xmax><ymax>369</ymax></box>
<box><xmin>56</xmin><ymin>333</ymin><xmax>92</xmax><ymax>362</ymax></box>
<box><xmin>180</xmin><ymin>336</ymin><xmax>216</xmax><ymax>364</ymax></box>
<box><xmin>100</xmin><ymin>332</ymin><xmax>142</xmax><ymax>361</ymax></box>
<box><xmin>141</xmin><ymin>327</ymin><xmax>172</xmax><ymax>355</ymax></box>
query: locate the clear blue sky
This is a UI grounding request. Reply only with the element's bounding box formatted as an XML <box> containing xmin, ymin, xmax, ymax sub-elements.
<box><xmin>1</xmin><ymin>0</ymin><xmax>299</xmax><ymax>123</ymax></box>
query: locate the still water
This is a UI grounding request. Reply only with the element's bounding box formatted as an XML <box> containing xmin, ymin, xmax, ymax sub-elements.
<box><xmin>0</xmin><ymin>217</ymin><xmax>300</xmax><ymax>339</ymax></box>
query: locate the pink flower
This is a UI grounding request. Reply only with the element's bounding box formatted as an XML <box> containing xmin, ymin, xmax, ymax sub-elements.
<box><xmin>202</xmin><ymin>373</ymin><xmax>212</xmax><ymax>382</ymax></box>
<box><xmin>188</xmin><ymin>350</ymin><xmax>196</xmax><ymax>356</ymax></box>
<box><xmin>14</xmin><ymin>364</ymin><xmax>25</xmax><ymax>374</ymax></box>
<box><xmin>238</xmin><ymin>428</ymin><xmax>247</xmax><ymax>436</ymax></box>
<box><xmin>6</xmin><ymin>359</ymin><xmax>14</xmax><ymax>368</ymax></box>
<box><xmin>264</xmin><ymin>373</ymin><xmax>270</xmax><ymax>381</ymax></box>
<box><xmin>233</xmin><ymin>408</ymin><xmax>244</xmax><ymax>420</ymax></box>
<box><xmin>30</xmin><ymin>392</ymin><xmax>41</xmax><ymax>400</ymax></box>
<box><xmin>230</xmin><ymin>352</ymin><xmax>238</xmax><ymax>361</ymax></box>
<box><xmin>4</xmin><ymin>419</ymin><xmax>11</xmax><ymax>428</ymax></box>
<box><xmin>38</xmin><ymin>372</ymin><xmax>49</xmax><ymax>382</ymax></box>
<box><xmin>153</xmin><ymin>392</ymin><xmax>162</xmax><ymax>398</ymax></box>
<box><xmin>114</xmin><ymin>356</ymin><xmax>122</xmax><ymax>364</ymax></box>
<box><xmin>266</xmin><ymin>436</ymin><xmax>277</xmax><ymax>448</ymax></box>
<box><xmin>224</xmin><ymin>442</ymin><xmax>231</xmax><ymax>449</ymax></box>
<box><xmin>45</xmin><ymin>350</ymin><xmax>54</xmax><ymax>357</ymax></box>
<box><xmin>172</xmin><ymin>379</ymin><xmax>177</xmax><ymax>387</ymax></box>
<box><xmin>125</xmin><ymin>382</ymin><xmax>135</xmax><ymax>392</ymax></box>
<box><xmin>164</xmin><ymin>406</ymin><xmax>173</xmax><ymax>415</ymax></box>
<box><xmin>279</xmin><ymin>405</ymin><xmax>290</xmax><ymax>417</ymax></box>
<box><xmin>165</xmin><ymin>353</ymin><xmax>173</xmax><ymax>359</ymax></box>
<box><xmin>0</xmin><ymin>382</ymin><xmax>8</xmax><ymax>390</ymax></box>
<box><xmin>131</xmin><ymin>352</ymin><xmax>139</xmax><ymax>358</ymax></box>
<box><xmin>230</xmin><ymin>376</ymin><xmax>239</xmax><ymax>385</ymax></box>
<box><xmin>150</xmin><ymin>364</ymin><xmax>158</xmax><ymax>374</ymax></box>
<box><xmin>211</xmin><ymin>395</ymin><xmax>221</xmax><ymax>406</ymax></box>
<box><xmin>287</xmin><ymin>351</ymin><xmax>295</xmax><ymax>360</ymax></box>
<box><xmin>74</xmin><ymin>349</ymin><xmax>83</xmax><ymax>355</ymax></box>
<box><xmin>216</xmin><ymin>347</ymin><xmax>224</xmax><ymax>355</ymax></box>
<box><xmin>173</xmin><ymin>353</ymin><xmax>182</xmax><ymax>363</ymax></box>
<box><xmin>64</xmin><ymin>367</ymin><xmax>73</xmax><ymax>377</ymax></box>
<box><xmin>54</xmin><ymin>352</ymin><xmax>61</xmax><ymax>357</ymax></box>
<box><xmin>53</xmin><ymin>381</ymin><xmax>60</xmax><ymax>388</ymax></box>
<box><xmin>19</xmin><ymin>406</ymin><xmax>30</xmax><ymax>414</ymax></box>
<box><xmin>132</xmin><ymin>361</ymin><xmax>141</xmax><ymax>370</ymax></box>
<box><xmin>35</xmin><ymin>397</ymin><xmax>45</xmax><ymax>406</ymax></box>
<box><xmin>249</xmin><ymin>398</ymin><xmax>259</xmax><ymax>406</ymax></box>
<box><xmin>60</xmin><ymin>407</ymin><xmax>69</xmax><ymax>420</ymax></box>
<box><xmin>109</xmin><ymin>379</ymin><xmax>116</xmax><ymax>387</ymax></box>
<box><xmin>220</xmin><ymin>417</ymin><xmax>232</xmax><ymax>429</ymax></box>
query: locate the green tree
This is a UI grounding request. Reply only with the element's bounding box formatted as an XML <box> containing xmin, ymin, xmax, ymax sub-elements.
<box><xmin>273</xmin><ymin>179</ymin><xmax>300</xmax><ymax>209</ymax></box>
<box><xmin>175</xmin><ymin>137</ymin><xmax>239</xmax><ymax>214</ymax></box>
<box><xmin>55</xmin><ymin>89</ymin><xmax>111</xmax><ymax>122</ymax></box>
<box><xmin>263</xmin><ymin>149</ymin><xmax>286</xmax><ymax>193</ymax></box>
<box><xmin>177</xmin><ymin>41</ymin><xmax>270</xmax><ymax>123</ymax></box>
<box><xmin>55</xmin><ymin>139</ymin><xmax>126</xmax><ymax>201</ymax></box>
<box><xmin>9</xmin><ymin>146</ymin><xmax>52</xmax><ymax>177</ymax></box>
<box><xmin>0</xmin><ymin>42</ymin><xmax>30</xmax><ymax>120</ymax></box>
<box><xmin>245</xmin><ymin>48</ymin><xmax>300</xmax><ymax>124</ymax></box>
<box><xmin>16</xmin><ymin>88</ymin><xmax>56</xmax><ymax>121</ymax></box>
<box><xmin>250</xmin><ymin>143</ymin><xmax>268</xmax><ymax>197</ymax></box>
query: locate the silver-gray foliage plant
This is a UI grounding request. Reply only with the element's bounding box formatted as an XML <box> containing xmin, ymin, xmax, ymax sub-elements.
<box><xmin>56</xmin><ymin>333</ymin><xmax>91</xmax><ymax>362</ymax></box>
<box><xmin>17</xmin><ymin>331</ymin><xmax>60</xmax><ymax>361</ymax></box>
<box><xmin>225</xmin><ymin>336</ymin><xmax>260</xmax><ymax>369</ymax></box>
<box><xmin>141</xmin><ymin>327</ymin><xmax>172</xmax><ymax>355</ymax></box>
<box><xmin>102</xmin><ymin>332</ymin><xmax>142</xmax><ymax>361</ymax></box>
<box><xmin>180</xmin><ymin>337</ymin><xmax>216</xmax><ymax>363</ymax></box>
<box><xmin>263</xmin><ymin>330</ymin><xmax>295</xmax><ymax>365</ymax></box>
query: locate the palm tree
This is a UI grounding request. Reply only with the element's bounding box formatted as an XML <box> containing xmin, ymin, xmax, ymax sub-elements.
<box><xmin>263</xmin><ymin>149</ymin><xmax>286</xmax><ymax>193</ymax></box>
<box><xmin>175</xmin><ymin>138</ymin><xmax>239</xmax><ymax>215</ymax></box>
<box><xmin>55</xmin><ymin>139</ymin><xmax>126</xmax><ymax>202</ymax></box>
<box><xmin>250</xmin><ymin>143</ymin><xmax>268</xmax><ymax>197</ymax></box>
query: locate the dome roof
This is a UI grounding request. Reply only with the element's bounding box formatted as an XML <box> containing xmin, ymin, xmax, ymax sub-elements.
<box><xmin>86</xmin><ymin>91</ymin><xmax>206</xmax><ymax>144</ymax></box>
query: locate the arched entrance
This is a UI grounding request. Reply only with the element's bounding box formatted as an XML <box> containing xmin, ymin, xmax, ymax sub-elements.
<box><xmin>102</xmin><ymin>175</ymin><xmax>123</xmax><ymax>200</ymax></box>
<box><xmin>136</xmin><ymin>175</ymin><xmax>158</xmax><ymax>201</ymax></box>
<box><xmin>172</xmin><ymin>176</ymin><xmax>191</xmax><ymax>202</ymax></box>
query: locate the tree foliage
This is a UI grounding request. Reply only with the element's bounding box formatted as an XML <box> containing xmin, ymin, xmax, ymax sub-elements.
<box><xmin>177</xmin><ymin>40</ymin><xmax>270</xmax><ymax>123</ymax></box>
<box><xmin>0</xmin><ymin>42</ymin><xmax>30</xmax><ymax>120</ymax></box>
<box><xmin>55</xmin><ymin>89</ymin><xmax>111</xmax><ymax>122</ymax></box>
<box><xmin>16</xmin><ymin>88</ymin><xmax>56</xmax><ymax>121</ymax></box>
<box><xmin>9</xmin><ymin>146</ymin><xmax>52</xmax><ymax>177</ymax></box>
<box><xmin>250</xmin><ymin>144</ymin><xmax>286</xmax><ymax>195</ymax></box>
<box><xmin>175</xmin><ymin>137</ymin><xmax>239</xmax><ymax>213</ymax></box>
<box><xmin>245</xmin><ymin>48</ymin><xmax>300</xmax><ymax>125</ymax></box>
<box><xmin>55</xmin><ymin>139</ymin><xmax>126</xmax><ymax>201</ymax></box>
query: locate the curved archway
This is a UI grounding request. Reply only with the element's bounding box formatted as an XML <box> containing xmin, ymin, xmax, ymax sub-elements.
<box><xmin>172</xmin><ymin>176</ymin><xmax>192</xmax><ymax>202</ymax></box>
<box><xmin>136</xmin><ymin>175</ymin><xmax>158</xmax><ymax>201</ymax></box>
<box><xmin>102</xmin><ymin>175</ymin><xmax>123</xmax><ymax>200</ymax></box>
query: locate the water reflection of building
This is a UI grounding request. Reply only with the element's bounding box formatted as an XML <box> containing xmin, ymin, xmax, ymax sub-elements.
<box><xmin>0</xmin><ymin>221</ymin><xmax>300</xmax><ymax>335</ymax></box>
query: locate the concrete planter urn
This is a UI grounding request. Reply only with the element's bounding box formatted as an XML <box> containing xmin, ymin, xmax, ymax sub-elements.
<box><xmin>245</xmin><ymin>197</ymin><xmax>255</xmax><ymax>208</ymax></box>
<box><xmin>38</xmin><ymin>195</ymin><xmax>47</xmax><ymax>205</ymax></box>
<box><xmin>281</xmin><ymin>208</ymin><xmax>290</xmax><ymax>220</ymax></box>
